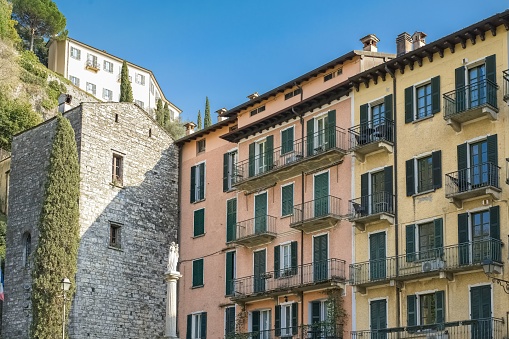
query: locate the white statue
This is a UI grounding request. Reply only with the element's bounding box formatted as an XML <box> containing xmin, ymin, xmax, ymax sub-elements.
<box><xmin>168</xmin><ymin>242</ymin><xmax>179</xmax><ymax>272</ymax></box>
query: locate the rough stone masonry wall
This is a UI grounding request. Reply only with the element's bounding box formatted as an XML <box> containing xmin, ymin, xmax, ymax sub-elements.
<box><xmin>69</xmin><ymin>103</ymin><xmax>178</xmax><ymax>339</ymax></box>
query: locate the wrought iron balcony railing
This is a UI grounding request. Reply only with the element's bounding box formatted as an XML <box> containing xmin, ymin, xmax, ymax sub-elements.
<box><xmin>290</xmin><ymin>196</ymin><xmax>341</xmax><ymax>225</ymax></box>
<box><xmin>443</xmin><ymin>79</ymin><xmax>498</xmax><ymax>120</ymax></box>
<box><xmin>351</xmin><ymin>317</ymin><xmax>504</xmax><ymax>339</ymax></box>
<box><xmin>232</xmin><ymin>258</ymin><xmax>346</xmax><ymax>299</ymax></box>
<box><xmin>85</xmin><ymin>60</ymin><xmax>100</xmax><ymax>70</ymax></box>
<box><xmin>503</xmin><ymin>70</ymin><xmax>509</xmax><ymax>102</ymax></box>
<box><xmin>348</xmin><ymin>192</ymin><xmax>394</xmax><ymax>219</ymax></box>
<box><xmin>350</xmin><ymin>238</ymin><xmax>502</xmax><ymax>286</ymax></box>
<box><xmin>226</xmin><ymin>323</ymin><xmax>343</xmax><ymax>339</ymax></box>
<box><xmin>348</xmin><ymin>118</ymin><xmax>394</xmax><ymax>150</ymax></box>
<box><xmin>445</xmin><ymin>162</ymin><xmax>500</xmax><ymax>197</ymax></box>
<box><xmin>234</xmin><ymin>215</ymin><xmax>277</xmax><ymax>241</ymax></box>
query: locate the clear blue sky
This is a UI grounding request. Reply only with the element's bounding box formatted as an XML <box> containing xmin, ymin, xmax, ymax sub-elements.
<box><xmin>53</xmin><ymin>1</ymin><xmax>507</xmax><ymax>122</ymax></box>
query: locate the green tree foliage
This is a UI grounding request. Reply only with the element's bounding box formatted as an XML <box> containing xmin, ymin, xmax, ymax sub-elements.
<box><xmin>164</xmin><ymin>118</ymin><xmax>186</xmax><ymax>140</ymax></box>
<box><xmin>0</xmin><ymin>213</ymin><xmax>6</xmax><ymax>261</ymax></box>
<box><xmin>0</xmin><ymin>0</ymin><xmax>21</xmax><ymax>45</ymax></box>
<box><xmin>31</xmin><ymin>114</ymin><xmax>80</xmax><ymax>339</ymax></box>
<box><xmin>163</xmin><ymin>102</ymin><xmax>171</xmax><ymax>125</ymax></box>
<box><xmin>119</xmin><ymin>60</ymin><xmax>133</xmax><ymax>102</ymax></box>
<box><xmin>154</xmin><ymin>98</ymin><xmax>164</xmax><ymax>126</ymax></box>
<box><xmin>197</xmin><ymin>110</ymin><xmax>202</xmax><ymax>130</ymax></box>
<box><xmin>11</xmin><ymin>0</ymin><xmax>66</xmax><ymax>52</ymax></box>
<box><xmin>204</xmin><ymin>96</ymin><xmax>212</xmax><ymax>128</ymax></box>
<box><xmin>0</xmin><ymin>90</ymin><xmax>41</xmax><ymax>150</ymax></box>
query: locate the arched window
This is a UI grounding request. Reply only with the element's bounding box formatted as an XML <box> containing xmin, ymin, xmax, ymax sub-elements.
<box><xmin>23</xmin><ymin>232</ymin><xmax>31</xmax><ymax>268</ymax></box>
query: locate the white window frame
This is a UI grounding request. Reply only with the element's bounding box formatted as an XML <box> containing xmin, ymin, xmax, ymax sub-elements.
<box><xmin>103</xmin><ymin>88</ymin><xmax>113</xmax><ymax>101</ymax></box>
<box><xmin>280</xmin><ymin>303</ymin><xmax>294</xmax><ymax>336</ymax></box>
<box><xmin>192</xmin><ymin>161</ymin><xmax>206</xmax><ymax>203</ymax></box>
<box><xmin>135</xmin><ymin>73</ymin><xmax>146</xmax><ymax>85</ymax></box>
<box><xmin>412</xmin><ymin>152</ymin><xmax>433</xmax><ymax>194</ymax></box>
<box><xmin>70</xmin><ymin>46</ymin><xmax>81</xmax><ymax>60</ymax></box>
<box><xmin>280</xmin><ymin>241</ymin><xmax>292</xmax><ymax>275</ymax></box>
<box><xmin>255</xmin><ymin>138</ymin><xmax>267</xmax><ymax>175</ymax></box>
<box><xmin>415</xmin><ymin>289</ymin><xmax>439</xmax><ymax>326</ymax></box>
<box><xmin>308</xmin><ymin>299</ymin><xmax>329</xmax><ymax>324</ymax></box>
<box><xmin>69</xmin><ymin>75</ymin><xmax>80</xmax><ymax>87</ymax></box>
<box><xmin>103</xmin><ymin>60</ymin><xmax>113</xmax><ymax>73</ymax></box>
<box><xmin>86</xmin><ymin>82</ymin><xmax>96</xmax><ymax>95</ymax></box>
<box><xmin>191</xmin><ymin>312</ymin><xmax>203</xmax><ymax>339</ymax></box>
<box><xmin>226</xmin><ymin>149</ymin><xmax>238</xmax><ymax>191</ymax></box>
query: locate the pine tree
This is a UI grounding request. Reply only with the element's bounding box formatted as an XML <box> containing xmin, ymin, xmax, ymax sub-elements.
<box><xmin>119</xmin><ymin>60</ymin><xmax>133</xmax><ymax>102</ymax></box>
<box><xmin>204</xmin><ymin>96</ymin><xmax>212</xmax><ymax>128</ymax></box>
<box><xmin>155</xmin><ymin>98</ymin><xmax>164</xmax><ymax>126</ymax></box>
<box><xmin>197</xmin><ymin>110</ymin><xmax>202</xmax><ymax>130</ymax></box>
<box><xmin>31</xmin><ymin>114</ymin><xmax>80</xmax><ymax>339</ymax></box>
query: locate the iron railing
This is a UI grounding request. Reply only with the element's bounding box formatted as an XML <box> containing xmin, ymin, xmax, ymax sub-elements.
<box><xmin>226</xmin><ymin>323</ymin><xmax>343</xmax><ymax>339</ymax></box>
<box><xmin>351</xmin><ymin>317</ymin><xmax>504</xmax><ymax>339</ymax></box>
<box><xmin>445</xmin><ymin>163</ymin><xmax>500</xmax><ymax>197</ymax></box>
<box><xmin>234</xmin><ymin>127</ymin><xmax>347</xmax><ymax>184</ymax></box>
<box><xmin>290</xmin><ymin>196</ymin><xmax>341</xmax><ymax>225</ymax></box>
<box><xmin>235</xmin><ymin>215</ymin><xmax>277</xmax><ymax>241</ymax></box>
<box><xmin>348</xmin><ymin>192</ymin><xmax>394</xmax><ymax>219</ymax></box>
<box><xmin>503</xmin><ymin>70</ymin><xmax>509</xmax><ymax>101</ymax></box>
<box><xmin>349</xmin><ymin>238</ymin><xmax>502</xmax><ymax>285</ymax></box>
<box><xmin>348</xmin><ymin>118</ymin><xmax>394</xmax><ymax>150</ymax></box>
<box><xmin>443</xmin><ymin>79</ymin><xmax>498</xmax><ymax>119</ymax></box>
<box><xmin>85</xmin><ymin>59</ymin><xmax>100</xmax><ymax>70</ymax></box>
<box><xmin>232</xmin><ymin>258</ymin><xmax>346</xmax><ymax>298</ymax></box>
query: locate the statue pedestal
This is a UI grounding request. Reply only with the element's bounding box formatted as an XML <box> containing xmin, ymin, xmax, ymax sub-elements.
<box><xmin>165</xmin><ymin>270</ymin><xmax>182</xmax><ymax>339</ymax></box>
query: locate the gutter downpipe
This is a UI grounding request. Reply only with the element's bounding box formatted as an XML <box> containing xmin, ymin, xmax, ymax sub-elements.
<box><xmin>385</xmin><ymin>64</ymin><xmax>400</xmax><ymax>328</ymax></box>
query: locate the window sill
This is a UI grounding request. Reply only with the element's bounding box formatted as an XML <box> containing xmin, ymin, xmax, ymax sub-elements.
<box><xmin>193</xmin><ymin>233</ymin><xmax>205</xmax><ymax>239</ymax></box>
<box><xmin>192</xmin><ymin>285</ymin><xmax>204</xmax><ymax>289</ymax></box>
<box><xmin>412</xmin><ymin>115</ymin><xmax>434</xmax><ymax>124</ymax></box>
<box><xmin>280</xmin><ymin>214</ymin><xmax>293</xmax><ymax>219</ymax></box>
<box><xmin>108</xmin><ymin>245</ymin><xmax>123</xmax><ymax>252</ymax></box>
<box><xmin>411</xmin><ymin>188</ymin><xmax>436</xmax><ymax>197</ymax></box>
<box><xmin>110</xmin><ymin>182</ymin><xmax>124</xmax><ymax>189</ymax></box>
<box><xmin>192</xmin><ymin>199</ymin><xmax>206</xmax><ymax>204</ymax></box>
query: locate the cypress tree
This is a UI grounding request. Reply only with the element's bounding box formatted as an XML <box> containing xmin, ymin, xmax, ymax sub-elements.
<box><xmin>204</xmin><ymin>96</ymin><xmax>212</xmax><ymax>128</ymax></box>
<box><xmin>31</xmin><ymin>114</ymin><xmax>80</xmax><ymax>339</ymax></box>
<box><xmin>163</xmin><ymin>102</ymin><xmax>171</xmax><ymax>126</ymax></box>
<box><xmin>197</xmin><ymin>110</ymin><xmax>202</xmax><ymax>130</ymax></box>
<box><xmin>119</xmin><ymin>60</ymin><xmax>133</xmax><ymax>102</ymax></box>
<box><xmin>155</xmin><ymin>98</ymin><xmax>164</xmax><ymax>126</ymax></box>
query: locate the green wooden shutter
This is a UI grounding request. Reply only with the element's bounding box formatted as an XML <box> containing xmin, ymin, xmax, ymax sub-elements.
<box><xmin>201</xmin><ymin>312</ymin><xmax>207</xmax><ymax>339</ymax></box>
<box><xmin>384</xmin><ymin>166</ymin><xmax>393</xmax><ymax>210</ymax></box>
<box><xmin>361</xmin><ymin>173</ymin><xmax>369</xmax><ymax>211</ymax></box>
<box><xmin>407</xmin><ymin>295</ymin><xmax>417</xmax><ymax>326</ymax></box>
<box><xmin>432</xmin><ymin>150</ymin><xmax>442</xmax><ymax>189</ymax></box>
<box><xmin>406</xmin><ymin>159</ymin><xmax>415</xmax><ymax>196</ymax></box>
<box><xmin>434</xmin><ymin>218</ymin><xmax>444</xmax><ymax>252</ymax></box>
<box><xmin>225</xmin><ymin>307</ymin><xmax>236</xmax><ymax>335</ymax></box>
<box><xmin>190</xmin><ymin>166</ymin><xmax>196</xmax><ymax>203</ymax></box>
<box><xmin>291</xmin><ymin>241</ymin><xmax>298</xmax><ymax>275</ymax></box>
<box><xmin>274</xmin><ymin>245</ymin><xmax>280</xmax><ymax>278</ymax></box>
<box><xmin>306</xmin><ymin>119</ymin><xmax>314</xmax><ymax>156</ymax></box>
<box><xmin>457</xmin><ymin>143</ymin><xmax>468</xmax><ymax>191</ymax></box>
<box><xmin>435</xmin><ymin>291</ymin><xmax>445</xmax><ymax>324</ymax></box>
<box><xmin>490</xmin><ymin>205</ymin><xmax>500</xmax><ymax>240</ymax></box>
<box><xmin>225</xmin><ymin>251</ymin><xmax>235</xmax><ymax>296</ymax></box>
<box><xmin>226</xmin><ymin>198</ymin><xmax>237</xmax><ymax>242</ymax></box>
<box><xmin>486</xmin><ymin>54</ymin><xmax>497</xmax><ymax>107</ymax></box>
<box><xmin>199</xmin><ymin>163</ymin><xmax>205</xmax><ymax>200</ymax></box>
<box><xmin>223</xmin><ymin>153</ymin><xmax>229</xmax><ymax>192</ymax></box>
<box><xmin>193</xmin><ymin>259</ymin><xmax>204</xmax><ymax>287</ymax></box>
<box><xmin>266</xmin><ymin>135</ymin><xmax>274</xmax><ymax>169</ymax></box>
<box><xmin>275</xmin><ymin>305</ymin><xmax>281</xmax><ymax>336</ymax></box>
<box><xmin>327</xmin><ymin>110</ymin><xmax>336</xmax><ymax>148</ymax></box>
<box><xmin>187</xmin><ymin>314</ymin><xmax>192</xmax><ymax>339</ymax></box>
<box><xmin>431</xmin><ymin>76</ymin><xmax>441</xmax><ymax>114</ymax></box>
<box><xmin>282</xmin><ymin>128</ymin><xmax>294</xmax><ymax>154</ymax></box>
<box><xmin>248</xmin><ymin>142</ymin><xmax>255</xmax><ymax>177</ymax></box>
<box><xmin>455</xmin><ymin>66</ymin><xmax>466</xmax><ymax>112</ymax></box>
<box><xmin>360</xmin><ymin>104</ymin><xmax>369</xmax><ymax>124</ymax></box>
<box><xmin>404</xmin><ymin>86</ymin><xmax>414</xmax><ymax>123</ymax></box>
<box><xmin>252</xmin><ymin>311</ymin><xmax>260</xmax><ymax>333</ymax></box>
<box><xmin>194</xmin><ymin>209</ymin><xmax>205</xmax><ymax>237</ymax></box>
<box><xmin>282</xmin><ymin>184</ymin><xmax>293</xmax><ymax>216</ymax></box>
<box><xmin>384</xmin><ymin>94</ymin><xmax>393</xmax><ymax>120</ymax></box>
<box><xmin>458</xmin><ymin>212</ymin><xmax>469</xmax><ymax>265</ymax></box>
<box><xmin>311</xmin><ymin>301</ymin><xmax>321</xmax><ymax>324</ymax></box>
<box><xmin>406</xmin><ymin>224</ymin><xmax>416</xmax><ymax>262</ymax></box>
<box><xmin>291</xmin><ymin>303</ymin><xmax>298</xmax><ymax>334</ymax></box>
<box><xmin>487</xmin><ymin>134</ymin><xmax>498</xmax><ymax>165</ymax></box>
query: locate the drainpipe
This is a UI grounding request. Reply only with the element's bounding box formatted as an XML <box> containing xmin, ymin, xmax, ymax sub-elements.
<box><xmin>385</xmin><ymin>64</ymin><xmax>400</xmax><ymax>328</ymax></box>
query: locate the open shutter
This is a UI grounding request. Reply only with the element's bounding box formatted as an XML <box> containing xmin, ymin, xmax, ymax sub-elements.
<box><xmin>223</xmin><ymin>153</ymin><xmax>229</xmax><ymax>192</ymax></box>
<box><xmin>291</xmin><ymin>303</ymin><xmax>298</xmax><ymax>335</ymax></box>
<box><xmin>291</xmin><ymin>241</ymin><xmax>298</xmax><ymax>275</ymax></box>
<box><xmin>406</xmin><ymin>159</ymin><xmax>415</xmax><ymax>196</ymax></box>
<box><xmin>190</xmin><ymin>166</ymin><xmax>196</xmax><ymax>203</ymax></box>
<box><xmin>458</xmin><ymin>212</ymin><xmax>469</xmax><ymax>265</ymax></box>
<box><xmin>266</xmin><ymin>135</ymin><xmax>274</xmax><ymax>169</ymax></box>
<box><xmin>435</xmin><ymin>291</ymin><xmax>445</xmax><ymax>324</ymax></box>
<box><xmin>311</xmin><ymin>301</ymin><xmax>321</xmax><ymax>324</ymax></box>
<box><xmin>457</xmin><ymin>143</ymin><xmax>468</xmax><ymax>192</ymax></box>
<box><xmin>404</xmin><ymin>86</ymin><xmax>414</xmax><ymax>123</ymax></box>
<box><xmin>225</xmin><ymin>251</ymin><xmax>234</xmax><ymax>296</ymax></box>
<box><xmin>187</xmin><ymin>314</ymin><xmax>192</xmax><ymax>339</ymax></box>
<box><xmin>248</xmin><ymin>142</ymin><xmax>255</xmax><ymax>177</ymax></box>
<box><xmin>490</xmin><ymin>205</ymin><xmax>501</xmax><ymax>262</ymax></box>
<box><xmin>274</xmin><ymin>245</ymin><xmax>280</xmax><ymax>278</ymax></box>
<box><xmin>455</xmin><ymin>66</ymin><xmax>466</xmax><ymax>112</ymax></box>
<box><xmin>407</xmin><ymin>295</ymin><xmax>417</xmax><ymax>326</ymax></box>
<box><xmin>306</xmin><ymin>119</ymin><xmax>314</xmax><ymax>156</ymax></box>
<box><xmin>201</xmin><ymin>312</ymin><xmax>207</xmax><ymax>339</ymax></box>
<box><xmin>225</xmin><ymin>308</ymin><xmax>235</xmax><ymax>335</ymax></box>
<box><xmin>327</xmin><ymin>110</ymin><xmax>336</xmax><ymax>148</ymax></box>
<box><xmin>384</xmin><ymin>94</ymin><xmax>393</xmax><ymax>120</ymax></box>
<box><xmin>252</xmin><ymin>311</ymin><xmax>260</xmax><ymax>333</ymax></box>
<box><xmin>431</xmin><ymin>76</ymin><xmax>441</xmax><ymax>114</ymax></box>
<box><xmin>487</xmin><ymin>134</ymin><xmax>498</xmax><ymax>165</ymax></box>
<box><xmin>384</xmin><ymin>166</ymin><xmax>393</xmax><ymax>211</ymax></box>
<box><xmin>226</xmin><ymin>198</ymin><xmax>237</xmax><ymax>242</ymax></box>
<box><xmin>199</xmin><ymin>163</ymin><xmax>205</xmax><ymax>200</ymax></box>
<box><xmin>361</xmin><ymin>173</ymin><xmax>369</xmax><ymax>212</ymax></box>
<box><xmin>406</xmin><ymin>224</ymin><xmax>416</xmax><ymax>262</ymax></box>
<box><xmin>275</xmin><ymin>305</ymin><xmax>281</xmax><ymax>336</ymax></box>
<box><xmin>432</xmin><ymin>150</ymin><xmax>442</xmax><ymax>189</ymax></box>
<box><xmin>360</xmin><ymin>104</ymin><xmax>369</xmax><ymax>124</ymax></box>
<box><xmin>434</xmin><ymin>218</ymin><xmax>444</xmax><ymax>254</ymax></box>
<box><xmin>486</xmin><ymin>54</ymin><xmax>497</xmax><ymax>107</ymax></box>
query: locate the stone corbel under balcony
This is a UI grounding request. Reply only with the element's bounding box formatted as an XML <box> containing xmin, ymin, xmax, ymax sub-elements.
<box><xmin>446</xmin><ymin>106</ymin><xmax>498</xmax><ymax>132</ymax></box>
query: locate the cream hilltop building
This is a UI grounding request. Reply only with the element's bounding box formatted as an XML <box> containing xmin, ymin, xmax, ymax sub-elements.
<box><xmin>47</xmin><ymin>37</ymin><xmax>181</xmax><ymax>119</ymax></box>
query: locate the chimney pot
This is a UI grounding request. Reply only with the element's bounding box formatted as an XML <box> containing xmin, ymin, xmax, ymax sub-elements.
<box><xmin>216</xmin><ymin>108</ymin><xmax>228</xmax><ymax>122</ymax></box>
<box><xmin>412</xmin><ymin>31</ymin><xmax>427</xmax><ymax>50</ymax></box>
<box><xmin>184</xmin><ymin>122</ymin><xmax>196</xmax><ymax>136</ymax></box>
<box><xmin>360</xmin><ymin>34</ymin><xmax>380</xmax><ymax>52</ymax></box>
<box><xmin>396</xmin><ymin>32</ymin><xmax>412</xmax><ymax>57</ymax></box>
<box><xmin>247</xmin><ymin>92</ymin><xmax>259</xmax><ymax>100</ymax></box>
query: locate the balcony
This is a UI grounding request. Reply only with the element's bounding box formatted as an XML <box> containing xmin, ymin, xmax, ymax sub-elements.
<box><xmin>232</xmin><ymin>215</ymin><xmax>277</xmax><ymax>247</ymax></box>
<box><xmin>350</xmin><ymin>238</ymin><xmax>502</xmax><ymax>293</ymax></box>
<box><xmin>226</xmin><ymin>323</ymin><xmax>343</xmax><ymax>339</ymax></box>
<box><xmin>234</xmin><ymin>127</ymin><xmax>347</xmax><ymax>192</ymax></box>
<box><xmin>351</xmin><ymin>317</ymin><xmax>505</xmax><ymax>339</ymax></box>
<box><xmin>445</xmin><ymin>163</ymin><xmax>501</xmax><ymax>208</ymax></box>
<box><xmin>290</xmin><ymin>196</ymin><xmax>341</xmax><ymax>233</ymax></box>
<box><xmin>503</xmin><ymin>70</ymin><xmax>509</xmax><ymax>104</ymax></box>
<box><xmin>348</xmin><ymin>192</ymin><xmax>395</xmax><ymax>231</ymax></box>
<box><xmin>348</xmin><ymin>119</ymin><xmax>394</xmax><ymax>162</ymax></box>
<box><xmin>85</xmin><ymin>60</ymin><xmax>100</xmax><ymax>72</ymax></box>
<box><xmin>231</xmin><ymin>258</ymin><xmax>346</xmax><ymax>302</ymax></box>
<box><xmin>443</xmin><ymin>79</ymin><xmax>499</xmax><ymax>132</ymax></box>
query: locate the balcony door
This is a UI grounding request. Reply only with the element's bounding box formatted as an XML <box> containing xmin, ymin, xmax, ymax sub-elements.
<box><xmin>369</xmin><ymin>232</ymin><xmax>386</xmax><ymax>281</ymax></box>
<box><xmin>370</xmin><ymin>299</ymin><xmax>387</xmax><ymax>339</ymax></box>
<box><xmin>313</xmin><ymin>234</ymin><xmax>328</xmax><ymax>282</ymax></box>
<box><xmin>469</xmin><ymin>140</ymin><xmax>488</xmax><ymax>188</ymax></box>
<box><xmin>314</xmin><ymin>172</ymin><xmax>329</xmax><ymax>218</ymax></box>
<box><xmin>256</xmin><ymin>140</ymin><xmax>267</xmax><ymax>175</ymax></box>
<box><xmin>254</xmin><ymin>192</ymin><xmax>267</xmax><ymax>234</ymax></box>
<box><xmin>468</xmin><ymin>64</ymin><xmax>486</xmax><ymax>108</ymax></box>
<box><xmin>253</xmin><ymin>249</ymin><xmax>266</xmax><ymax>293</ymax></box>
<box><xmin>371</xmin><ymin>170</ymin><xmax>385</xmax><ymax>214</ymax></box>
<box><xmin>470</xmin><ymin>285</ymin><xmax>492</xmax><ymax>339</ymax></box>
<box><xmin>251</xmin><ymin>310</ymin><xmax>271</xmax><ymax>339</ymax></box>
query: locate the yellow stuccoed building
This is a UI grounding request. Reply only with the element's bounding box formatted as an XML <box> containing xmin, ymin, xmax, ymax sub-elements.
<box><xmin>348</xmin><ymin>11</ymin><xmax>509</xmax><ymax>338</ymax></box>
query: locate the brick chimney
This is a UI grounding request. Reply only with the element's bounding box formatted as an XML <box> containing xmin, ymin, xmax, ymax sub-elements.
<box><xmin>216</xmin><ymin>108</ymin><xmax>227</xmax><ymax>122</ymax></box>
<box><xmin>184</xmin><ymin>122</ymin><xmax>196</xmax><ymax>136</ymax></box>
<box><xmin>396</xmin><ymin>32</ymin><xmax>412</xmax><ymax>57</ymax></box>
<box><xmin>360</xmin><ymin>34</ymin><xmax>380</xmax><ymax>52</ymax></box>
<box><xmin>412</xmin><ymin>31</ymin><xmax>426</xmax><ymax>50</ymax></box>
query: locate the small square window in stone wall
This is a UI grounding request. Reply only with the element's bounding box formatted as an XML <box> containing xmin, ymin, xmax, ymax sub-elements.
<box><xmin>109</xmin><ymin>223</ymin><xmax>122</xmax><ymax>248</ymax></box>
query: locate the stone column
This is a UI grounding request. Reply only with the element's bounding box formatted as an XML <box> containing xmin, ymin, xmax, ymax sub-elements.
<box><xmin>165</xmin><ymin>270</ymin><xmax>182</xmax><ymax>339</ymax></box>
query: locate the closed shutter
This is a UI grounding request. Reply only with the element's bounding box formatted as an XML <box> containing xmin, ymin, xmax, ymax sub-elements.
<box><xmin>455</xmin><ymin>66</ymin><xmax>466</xmax><ymax>112</ymax></box>
<box><xmin>225</xmin><ymin>307</ymin><xmax>236</xmax><ymax>335</ymax></box>
<box><xmin>193</xmin><ymin>209</ymin><xmax>205</xmax><ymax>237</ymax></box>
<box><xmin>291</xmin><ymin>241</ymin><xmax>298</xmax><ymax>275</ymax></box>
<box><xmin>404</xmin><ymin>86</ymin><xmax>414</xmax><ymax>123</ymax></box>
<box><xmin>458</xmin><ymin>212</ymin><xmax>469</xmax><ymax>265</ymax></box>
<box><xmin>281</xmin><ymin>184</ymin><xmax>293</xmax><ymax>216</ymax></box>
<box><xmin>487</xmin><ymin>134</ymin><xmax>498</xmax><ymax>165</ymax></box>
<box><xmin>291</xmin><ymin>303</ymin><xmax>298</xmax><ymax>335</ymax></box>
<box><xmin>225</xmin><ymin>251</ymin><xmax>235</xmax><ymax>296</ymax></box>
<box><xmin>432</xmin><ymin>150</ymin><xmax>442</xmax><ymax>189</ymax></box>
<box><xmin>190</xmin><ymin>166</ymin><xmax>196</xmax><ymax>203</ymax></box>
<box><xmin>223</xmin><ymin>153</ymin><xmax>229</xmax><ymax>192</ymax></box>
<box><xmin>199</xmin><ymin>163</ymin><xmax>205</xmax><ymax>200</ymax></box>
<box><xmin>384</xmin><ymin>94</ymin><xmax>393</xmax><ymax>120</ymax></box>
<box><xmin>406</xmin><ymin>224</ymin><xmax>416</xmax><ymax>262</ymax></box>
<box><xmin>201</xmin><ymin>312</ymin><xmax>207</xmax><ymax>339</ymax></box>
<box><xmin>275</xmin><ymin>305</ymin><xmax>281</xmax><ymax>336</ymax></box>
<box><xmin>266</xmin><ymin>135</ymin><xmax>274</xmax><ymax>169</ymax></box>
<box><xmin>248</xmin><ymin>142</ymin><xmax>255</xmax><ymax>177</ymax></box>
<box><xmin>274</xmin><ymin>245</ymin><xmax>280</xmax><ymax>278</ymax></box>
<box><xmin>281</xmin><ymin>128</ymin><xmax>294</xmax><ymax>154</ymax></box>
<box><xmin>490</xmin><ymin>205</ymin><xmax>501</xmax><ymax>262</ymax></box>
<box><xmin>435</xmin><ymin>291</ymin><xmax>445</xmax><ymax>324</ymax></box>
<box><xmin>457</xmin><ymin>143</ymin><xmax>468</xmax><ymax>191</ymax></box>
<box><xmin>434</xmin><ymin>218</ymin><xmax>444</xmax><ymax>252</ymax></box>
<box><xmin>360</xmin><ymin>104</ymin><xmax>369</xmax><ymax>125</ymax></box>
<box><xmin>252</xmin><ymin>311</ymin><xmax>260</xmax><ymax>333</ymax></box>
<box><xmin>431</xmin><ymin>76</ymin><xmax>441</xmax><ymax>114</ymax></box>
<box><xmin>226</xmin><ymin>199</ymin><xmax>237</xmax><ymax>242</ymax></box>
<box><xmin>306</xmin><ymin>119</ymin><xmax>314</xmax><ymax>156</ymax></box>
<box><xmin>187</xmin><ymin>314</ymin><xmax>192</xmax><ymax>339</ymax></box>
<box><xmin>486</xmin><ymin>54</ymin><xmax>497</xmax><ymax>107</ymax></box>
<box><xmin>407</xmin><ymin>295</ymin><xmax>417</xmax><ymax>326</ymax></box>
<box><xmin>193</xmin><ymin>259</ymin><xmax>204</xmax><ymax>287</ymax></box>
<box><xmin>384</xmin><ymin>166</ymin><xmax>393</xmax><ymax>210</ymax></box>
<box><xmin>406</xmin><ymin>159</ymin><xmax>415</xmax><ymax>196</ymax></box>
<box><xmin>327</xmin><ymin>110</ymin><xmax>336</xmax><ymax>148</ymax></box>
<box><xmin>361</xmin><ymin>173</ymin><xmax>369</xmax><ymax>211</ymax></box>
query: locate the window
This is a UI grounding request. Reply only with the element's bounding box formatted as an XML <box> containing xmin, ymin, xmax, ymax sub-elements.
<box><xmin>310</xmin><ymin>300</ymin><xmax>332</xmax><ymax>328</ymax></box>
<box><xmin>404</xmin><ymin>76</ymin><xmax>440</xmax><ymax>123</ymax></box>
<box><xmin>407</xmin><ymin>291</ymin><xmax>444</xmax><ymax>326</ymax></box>
<box><xmin>188</xmin><ymin>312</ymin><xmax>207</xmax><ymax>339</ymax></box>
<box><xmin>193</xmin><ymin>208</ymin><xmax>205</xmax><ymax>237</ymax></box>
<box><xmin>225</xmin><ymin>307</ymin><xmax>236</xmax><ymax>336</ymax></box>
<box><xmin>306</xmin><ymin>110</ymin><xmax>336</xmax><ymax>156</ymax></box>
<box><xmin>86</xmin><ymin>53</ymin><xmax>99</xmax><ymax>69</ymax></box>
<box><xmin>248</xmin><ymin>137</ymin><xmax>274</xmax><ymax>177</ymax></box>
<box><xmin>103</xmin><ymin>60</ymin><xmax>113</xmax><ymax>73</ymax></box>
<box><xmin>406</xmin><ymin>151</ymin><xmax>441</xmax><ymax>196</ymax></box>
<box><xmin>69</xmin><ymin>76</ymin><xmax>80</xmax><ymax>87</ymax></box>
<box><xmin>405</xmin><ymin>219</ymin><xmax>443</xmax><ymax>262</ymax></box>
<box><xmin>281</xmin><ymin>127</ymin><xmax>294</xmax><ymax>155</ymax></box>
<box><xmin>274</xmin><ymin>242</ymin><xmax>297</xmax><ymax>277</ymax></box>
<box><xmin>276</xmin><ymin>303</ymin><xmax>297</xmax><ymax>336</ymax></box>
<box><xmin>196</xmin><ymin>139</ymin><xmax>206</xmax><ymax>154</ymax></box>
<box><xmin>192</xmin><ymin>258</ymin><xmax>204</xmax><ymax>287</ymax></box>
<box><xmin>134</xmin><ymin>100</ymin><xmax>144</xmax><ymax>108</ymax></box>
<box><xmin>358</xmin><ymin>166</ymin><xmax>393</xmax><ymax>215</ymax></box>
<box><xmin>112</xmin><ymin>154</ymin><xmax>123</xmax><ymax>186</ymax></box>
<box><xmin>23</xmin><ymin>232</ymin><xmax>31</xmax><ymax>268</ymax></box>
<box><xmin>223</xmin><ymin>150</ymin><xmax>238</xmax><ymax>192</ymax></box>
<box><xmin>109</xmin><ymin>222</ymin><xmax>122</xmax><ymax>248</ymax></box>
<box><xmin>284</xmin><ymin>88</ymin><xmax>301</xmax><ymax>100</ymax></box>
<box><xmin>250</xmin><ymin>105</ymin><xmax>265</xmax><ymax>116</ymax></box>
<box><xmin>135</xmin><ymin>73</ymin><xmax>145</xmax><ymax>85</ymax></box>
<box><xmin>225</xmin><ymin>251</ymin><xmax>235</xmax><ymax>296</ymax></box>
<box><xmin>281</xmin><ymin>184</ymin><xmax>293</xmax><ymax>217</ymax></box>
<box><xmin>86</xmin><ymin>82</ymin><xmax>96</xmax><ymax>95</ymax></box>
<box><xmin>150</xmin><ymin>82</ymin><xmax>154</xmax><ymax>94</ymax></box>
<box><xmin>70</xmin><ymin>47</ymin><xmax>81</xmax><ymax>60</ymax></box>
<box><xmin>190</xmin><ymin>163</ymin><xmax>205</xmax><ymax>203</ymax></box>
<box><xmin>250</xmin><ymin>310</ymin><xmax>271</xmax><ymax>339</ymax></box>
<box><xmin>103</xmin><ymin>88</ymin><xmax>113</xmax><ymax>101</ymax></box>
